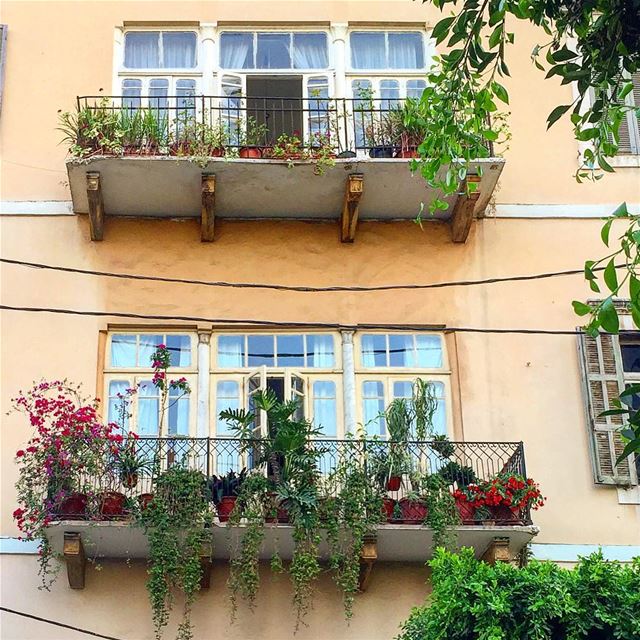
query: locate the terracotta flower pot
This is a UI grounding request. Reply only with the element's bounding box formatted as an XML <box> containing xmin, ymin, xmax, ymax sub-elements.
<box><xmin>382</xmin><ymin>498</ymin><xmax>395</xmax><ymax>522</ymax></box>
<box><xmin>395</xmin><ymin>148</ymin><xmax>418</xmax><ymax>158</ymax></box>
<box><xmin>399</xmin><ymin>498</ymin><xmax>428</xmax><ymax>524</ymax></box>
<box><xmin>217</xmin><ymin>496</ymin><xmax>237</xmax><ymax>523</ymax></box>
<box><xmin>99</xmin><ymin>491</ymin><xmax>127</xmax><ymax>518</ymax></box>
<box><xmin>239</xmin><ymin>146</ymin><xmax>262</xmax><ymax>159</ymax></box>
<box><xmin>210</xmin><ymin>147</ymin><xmax>225</xmax><ymax>158</ymax></box>
<box><xmin>455</xmin><ymin>496</ymin><xmax>476</xmax><ymax>523</ymax></box>
<box><xmin>58</xmin><ymin>493</ymin><xmax>88</xmax><ymax>518</ymax></box>
<box><xmin>138</xmin><ymin>493</ymin><xmax>154</xmax><ymax>511</ymax></box>
<box><xmin>386</xmin><ymin>476</ymin><xmax>402</xmax><ymax>492</ymax></box>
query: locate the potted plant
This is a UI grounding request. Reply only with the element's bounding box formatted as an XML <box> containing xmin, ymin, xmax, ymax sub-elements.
<box><xmin>393</xmin><ymin>97</ymin><xmax>427</xmax><ymax>158</ymax></box>
<box><xmin>399</xmin><ymin>492</ymin><xmax>428</xmax><ymax>524</ymax></box>
<box><xmin>431</xmin><ymin>434</ymin><xmax>456</xmax><ymax>459</ymax></box>
<box><xmin>209</xmin><ymin>468</ymin><xmax>247</xmax><ymax>522</ymax></box>
<box><xmin>237</xmin><ymin>116</ymin><xmax>269</xmax><ymax>158</ymax></box>
<box><xmin>270</xmin><ymin>131</ymin><xmax>307</xmax><ymax>165</ymax></box>
<box><xmin>309</xmin><ymin>131</ymin><xmax>337</xmax><ymax>175</ymax></box>
<box><xmin>115</xmin><ymin>442</ymin><xmax>153</xmax><ymax>489</ymax></box>
<box><xmin>98</xmin><ymin>490</ymin><xmax>127</xmax><ymax>518</ymax></box>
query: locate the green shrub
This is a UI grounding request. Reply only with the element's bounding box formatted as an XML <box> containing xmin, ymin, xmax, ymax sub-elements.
<box><xmin>398</xmin><ymin>548</ymin><xmax>640</xmax><ymax>640</ymax></box>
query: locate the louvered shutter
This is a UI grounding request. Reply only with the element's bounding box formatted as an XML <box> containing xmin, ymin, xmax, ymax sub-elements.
<box><xmin>578</xmin><ymin>332</ymin><xmax>637</xmax><ymax>485</ymax></box>
<box><xmin>612</xmin><ymin>72</ymin><xmax>640</xmax><ymax>154</ymax></box>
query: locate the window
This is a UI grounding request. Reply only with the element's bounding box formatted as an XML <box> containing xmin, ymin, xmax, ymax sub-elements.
<box><xmin>350</xmin><ymin>31</ymin><xmax>425</xmax><ymax>70</ymax></box>
<box><xmin>124</xmin><ymin>31</ymin><xmax>197</xmax><ymax>69</ymax></box>
<box><xmin>360</xmin><ymin>333</ymin><xmax>443</xmax><ymax>368</ymax></box>
<box><xmin>220</xmin><ymin>32</ymin><xmax>329</xmax><ymax>70</ymax></box>
<box><xmin>613</xmin><ymin>73</ymin><xmax>640</xmax><ymax>155</ymax></box>
<box><xmin>216</xmin><ymin>333</ymin><xmax>335</xmax><ymax>368</ymax></box>
<box><xmin>105</xmin><ymin>332</ymin><xmax>196</xmax><ymax>436</ymax></box>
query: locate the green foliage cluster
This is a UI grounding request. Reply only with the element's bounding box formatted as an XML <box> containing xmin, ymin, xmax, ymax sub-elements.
<box><xmin>413</xmin><ymin>0</ymin><xmax>640</xmax><ymax>214</ymax></box>
<box><xmin>139</xmin><ymin>466</ymin><xmax>210</xmax><ymax>640</ymax></box>
<box><xmin>398</xmin><ymin>548</ymin><xmax>640</xmax><ymax>640</ymax></box>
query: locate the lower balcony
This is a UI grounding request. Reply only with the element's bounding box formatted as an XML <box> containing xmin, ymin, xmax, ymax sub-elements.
<box><xmin>45</xmin><ymin>438</ymin><xmax>538</xmax><ymax>589</ymax></box>
<box><xmin>64</xmin><ymin>95</ymin><xmax>505</xmax><ymax>242</ymax></box>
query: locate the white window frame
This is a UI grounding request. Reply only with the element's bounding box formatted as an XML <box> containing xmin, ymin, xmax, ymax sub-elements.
<box><xmin>105</xmin><ymin>331</ymin><xmax>197</xmax><ymax>372</ymax></box>
<box><xmin>346</xmin><ymin>29</ymin><xmax>429</xmax><ymax>73</ymax></box>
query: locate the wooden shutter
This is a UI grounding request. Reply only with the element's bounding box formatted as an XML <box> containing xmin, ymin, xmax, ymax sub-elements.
<box><xmin>578</xmin><ymin>333</ymin><xmax>637</xmax><ymax>485</ymax></box>
<box><xmin>612</xmin><ymin>72</ymin><xmax>640</xmax><ymax>154</ymax></box>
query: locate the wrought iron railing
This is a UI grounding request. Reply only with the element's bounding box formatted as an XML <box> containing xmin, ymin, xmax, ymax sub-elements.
<box><xmin>63</xmin><ymin>438</ymin><xmax>530</xmax><ymax>525</ymax></box>
<box><xmin>74</xmin><ymin>94</ymin><xmax>495</xmax><ymax>158</ymax></box>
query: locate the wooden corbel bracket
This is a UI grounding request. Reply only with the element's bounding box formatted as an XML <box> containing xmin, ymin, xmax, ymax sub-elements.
<box><xmin>201</xmin><ymin>174</ymin><xmax>216</xmax><ymax>242</ymax></box>
<box><xmin>358</xmin><ymin>534</ymin><xmax>378</xmax><ymax>592</ymax></box>
<box><xmin>450</xmin><ymin>175</ymin><xmax>481</xmax><ymax>243</ymax></box>
<box><xmin>63</xmin><ymin>532</ymin><xmax>86</xmax><ymax>589</ymax></box>
<box><xmin>340</xmin><ymin>174</ymin><xmax>364</xmax><ymax>243</ymax></box>
<box><xmin>86</xmin><ymin>172</ymin><xmax>104</xmax><ymax>241</ymax></box>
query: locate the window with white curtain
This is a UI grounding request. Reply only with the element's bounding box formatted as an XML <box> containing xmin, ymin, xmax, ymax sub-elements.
<box><xmin>350</xmin><ymin>31</ymin><xmax>425</xmax><ymax>70</ymax></box>
<box><xmin>124</xmin><ymin>31</ymin><xmax>197</xmax><ymax>69</ymax></box>
<box><xmin>220</xmin><ymin>32</ymin><xmax>329</xmax><ymax>70</ymax></box>
<box><xmin>360</xmin><ymin>333</ymin><xmax>443</xmax><ymax>368</ymax></box>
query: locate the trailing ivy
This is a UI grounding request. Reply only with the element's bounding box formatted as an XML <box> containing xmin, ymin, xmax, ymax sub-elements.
<box><xmin>139</xmin><ymin>466</ymin><xmax>210</xmax><ymax>640</ymax></box>
<box><xmin>398</xmin><ymin>548</ymin><xmax>640</xmax><ymax>640</ymax></box>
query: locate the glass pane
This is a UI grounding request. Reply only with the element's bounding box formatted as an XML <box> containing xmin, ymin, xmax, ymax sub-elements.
<box><xmin>248</xmin><ymin>335</ymin><xmax>275</xmax><ymax>367</ymax></box>
<box><xmin>313</xmin><ymin>381</ymin><xmax>337</xmax><ymax>436</ymax></box>
<box><xmin>122</xmin><ymin>78</ymin><xmax>142</xmax><ymax>112</ymax></box>
<box><xmin>431</xmin><ymin>381</ymin><xmax>446</xmax><ymax>436</ymax></box>
<box><xmin>380</xmin><ymin>79</ymin><xmax>400</xmax><ymax>111</ymax></box>
<box><xmin>168</xmin><ymin>389</ymin><xmax>190</xmax><ymax>435</ymax></box>
<box><xmin>352</xmin><ymin>79</ymin><xmax>373</xmax><ymax>148</ymax></box>
<box><xmin>293</xmin><ymin>33</ymin><xmax>328</xmax><ymax>69</ymax></box>
<box><xmin>393</xmin><ymin>381</ymin><xmax>413</xmax><ymax>399</ymax></box>
<box><xmin>108</xmin><ymin>380</ymin><xmax>131</xmax><ymax>427</ymax></box>
<box><xmin>363</xmin><ymin>380</ymin><xmax>385</xmax><ymax>436</ymax></box>
<box><xmin>138</xmin><ymin>381</ymin><xmax>159</xmax><ymax>436</ymax></box>
<box><xmin>388</xmin><ymin>334</ymin><xmax>415</xmax><ymax>367</ymax></box>
<box><xmin>350</xmin><ymin>32</ymin><xmax>385</xmax><ymax>69</ymax></box>
<box><xmin>220</xmin><ymin>32</ymin><xmax>254</xmax><ymax>69</ymax></box>
<box><xmin>139</xmin><ymin>334</ymin><xmax>163</xmax><ymax>367</ymax></box>
<box><xmin>388</xmin><ymin>32</ymin><xmax>424</xmax><ymax>69</ymax></box>
<box><xmin>166</xmin><ymin>335</ymin><xmax>191</xmax><ymax>367</ymax></box>
<box><xmin>216</xmin><ymin>380</ymin><xmax>240</xmax><ymax>435</ymax></box>
<box><xmin>406</xmin><ymin>79</ymin><xmax>426</xmax><ymax>99</ymax></box>
<box><xmin>361</xmin><ymin>334</ymin><xmax>387</xmax><ymax>367</ymax></box>
<box><xmin>621</xmin><ymin>343</ymin><xmax>640</xmax><ymax>373</ymax></box>
<box><xmin>416</xmin><ymin>335</ymin><xmax>443</xmax><ymax>368</ymax></box>
<box><xmin>218</xmin><ymin>335</ymin><xmax>245</xmax><ymax>368</ymax></box>
<box><xmin>306</xmin><ymin>334</ymin><xmax>335</xmax><ymax>368</ymax></box>
<box><xmin>124</xmin><ymin>32</ymin><xmax>160</xmax><ymax>68</ymax></box>
<box><xmin>257</xmin><ymin>33</ymin><xmax>291</xmax><ymax>69</ymax></box>
<box><xmin>162</xmin><ymin>32</ymin><xmax>197</xmax><ymax>68</ymax></box>
<box><xmin>307</xmin><ymin>77</ymin><xmax>330</xmax><ymax>138</ymax></box>
<box><xmin>149</xmin><ymin>79</ymin><xmax>169</xmax><ymax>129</ymax></box>
<box><xmin>111</xmin><ymin>334</ymin><xmax>137</xmax><ymax>367</ymax></box>
<box><xmin>277</xmin><ymin>335</ymin><xmax>304</xmax><ymax>367</ymax></box>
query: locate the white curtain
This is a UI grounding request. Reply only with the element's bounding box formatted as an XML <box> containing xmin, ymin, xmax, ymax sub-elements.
<box><xmin>108</xmin><ymin>380</ymin><xmax>130</xmax><ymax>427</ymax></box>
<box><xmin>168</xmin><ymin>390</ymin><xmax>190</xmax><ymax>436</ymax></box>
<box><xmin>221</xmin><ymin>33</ymin><xmax>253</xmax><ymax>69</ymax></box>
<box><xmin>218</xmin><ymin>336</ymin><xmax>244</xmax><ymax>368</ymax></box>
<box><xmin>293</xmin><ymin>33</ymin><xmax>328</xmax><ymax>69</ymax></box>
<box><xmin>111</xmin><ymin>334</ymin><xmax>137</xmax><ymax>367</ymax></box>
<box><xmin>431</xmin><ymin>382</ymin><xmax>446</xmax><ymax>436</ymax></box>
<box><xmin>125</xmin><ymin>32</ymin><xmax>159</xmax><ymax>68</ymax></box>
<box><xmin>138</xmin><ymin>381</ymin><xmax>159</xmax><ymax>436</ymax></box>
<box><xmin>310</xmin><ymin>335</ymin><xmax>334</xmax><ymax>368</ymax></box>
<box><xmin>351</xmin><ymin>32</ymin><xmax>385</xmax><ymax>69</ymax></box>
<box><xmin>388</xmin><ymin>334</ymin><xmax>414</xmax><ymax>367</ymax></box>
<box><xmin>139</xmin><ymin>334</ymin><xmax>162</xmax><ymax>368</ymax></box>
<box><xmin>216</xmin><ymin>380</ymin><xmax>240</xmax><ymax>435</ymax></box>
<box><xmin>313</xmin><ymin>381</ymin><xmax>337</xmax><ymax>436</ymax></box>
<box><xmin>389</xmin><ymin>33</ymin><xmax>424</xmax><ymax>69</ymax></box>
<box><xmin>416</xmin><ymin>335</ymin><xmax>443</xmax><ymax>368</ymax></box>
<box><xmin>363</xmin><ymin>381</ymin><xmax>386</xmax><ymax>436</ymax></box>
<box><xmin>163</xmin><ymin>32</ymin><xmax>196</xmax><ymax>68</ymax></box>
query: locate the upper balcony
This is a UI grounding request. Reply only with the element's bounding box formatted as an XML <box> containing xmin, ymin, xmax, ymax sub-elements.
<box><xmin>64</xmin><ymin>94</ymin><xmax>505</xmax><ymax>242</ymax></box>
<box><xmin>45</xmin><ymin>437</ymin><xmax>538</xmax><ymax>590</ymax></box>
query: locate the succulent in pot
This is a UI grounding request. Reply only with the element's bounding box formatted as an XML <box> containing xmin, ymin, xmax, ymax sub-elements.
<box><xmin>115</xmin><ymin>442</ymin><xmax>154</xmax><ymax>489</ymax></box>
<box><xmin>209</xmin><ymin>468</ymin><xmax>247</xmax><ymax>522</ymax></box>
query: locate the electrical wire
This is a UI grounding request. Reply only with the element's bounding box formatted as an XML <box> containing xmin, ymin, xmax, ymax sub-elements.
<box><xmin>0</xmin><ymin>606</ymin><xmax>125</xmax><ymax>640</ymax></box>
<box><xmin>0</xmin><ymin>303</ymin><xmax>609</xmax><ymax>335</ymax></box>
<box><xmin>0</xmin><ymin>257</ymin><xmax>602</xmax><ymax>294</ymax></box>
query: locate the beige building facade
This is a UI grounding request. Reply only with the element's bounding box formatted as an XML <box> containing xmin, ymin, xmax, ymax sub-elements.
<box><xmin>1</xmin><ymin>2</ymin><xmax>639</xmax><ymax>639</ymax></box>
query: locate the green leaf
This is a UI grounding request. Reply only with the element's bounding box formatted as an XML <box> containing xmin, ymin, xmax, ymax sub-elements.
<box><xmin>492</xmin><ymin>81</ymin><xmax>509</xmax><ymax>104</ymax></box>
<box><xmin>546</xmin><ymin>104</ymin><xmax>571</xmax><ymax>129</ymax></box>
<box><xmin>600</xmin><ymin>218</ymin><xmax>613</xmax><ymax>246</ymax></box>
<box><xmin>617</xmin><ymin>82</ymin><xmax>633</xmax><ymax>101</ymax></box>
<box><xmin>432</xmin><ymin>17</ymin><xmax>455</xmax><ymax>43</ymax></box>
<box><xmin>630</xmin><ymin>275</ymin><xmax>640</xmax><ymax>303</ymax></box>
<box><xmin>572</xmin><ymin>301</ymin><xmax>592</xmax><ymax>316</ymax></box>
<box><xmin>598</xmin><ymin>298</ymin><xmax>619</xmax><ymax>334</ymax></box>
<box><xmin>603</xmin><ymin>259</ymin><xmax>618</xmax><ymax>292</ymax></box>
<box><xmin>611</xmin><ymin>202</ymin><xmax>628</xmax><ymax>218</ymax></box>
<box><xmin>551</xmin><ymin>47</ymin><xmax>577</xmax><ymax>62</ymax></box>
<box><xmin>617</xmin><ymin>438</ymin><xmax>640</xmax><ymax>464</ymax></box>
<box><xmin>489</xmin><ymin>25</ymin><xmax>503</xmax><ymax>49</ymax></box>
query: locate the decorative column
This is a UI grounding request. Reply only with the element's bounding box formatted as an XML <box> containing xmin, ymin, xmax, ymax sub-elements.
<box><xmin>341</xmin><ymin>330</ymin><xmax>357</xmax><ymax>434</ymax></box>
<box><xmin>330</xmin><ymin>23</ymin><xmax>348</xmax><ymax>98</ymax></box>
<box><xmin>197</xmin><ymin>331</ymin><xmax>211</xmax><ymax>437</ymax></box>
<box><xmin>200</xmin><ymin>23</ymin><xmax>218</xmax><ymax>96</ymax></box>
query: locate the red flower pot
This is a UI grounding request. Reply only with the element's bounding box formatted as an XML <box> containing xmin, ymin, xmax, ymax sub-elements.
<box><xmin>138</xmin><ymin>493</ymin><xmax>154</xmax><ymax>511</ymax></box>
<box><xmin>217</xmin><ymin>496</ymin><xmax>237</xmax><ymax>523</ymax></box>
<box><xmin>386</xmin><ymin>476</ymin><xmax>402</xmax><ymax>492</ymax></box>
<box><xmin>99</xmin><ymin>491</ymin><xmax>126</xmax><ymax>518</ymax></box>
<box><xmin>239</xmin><ymin>147</ymin><xmax>262</xmax><ymax>159</ymax></box>
<box><xmin>395</xmin><ymin>148</ymin><xmax>418</xmax><ymax>158</ymax></box>
<box><xmin>58</xmin><ymin>493</ymin><xmax>88</xmax><ymax>518</ymax></box>
<box><xmin>382</xmin><ymin>498</ymin><xmax>395</xmax><ymax>522</ymax></box>
<box><xmin>455</xmin><ymin>496</ymin><xmax>476</xmax><ymax>523</ymax></box>
<box><xmin>399</xmin><ymin>498</ymin><xmax>428</xmax><ymax>524</ymax></box>
<box><xmin>210</xmin><ymin>147</ymin><xmax>225</xmax><ymax>158</ymax></box>
<box><xmin>490</xmin><ymin>504</ymin><xmax>523</xmax><ymax>524</ymax></box>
